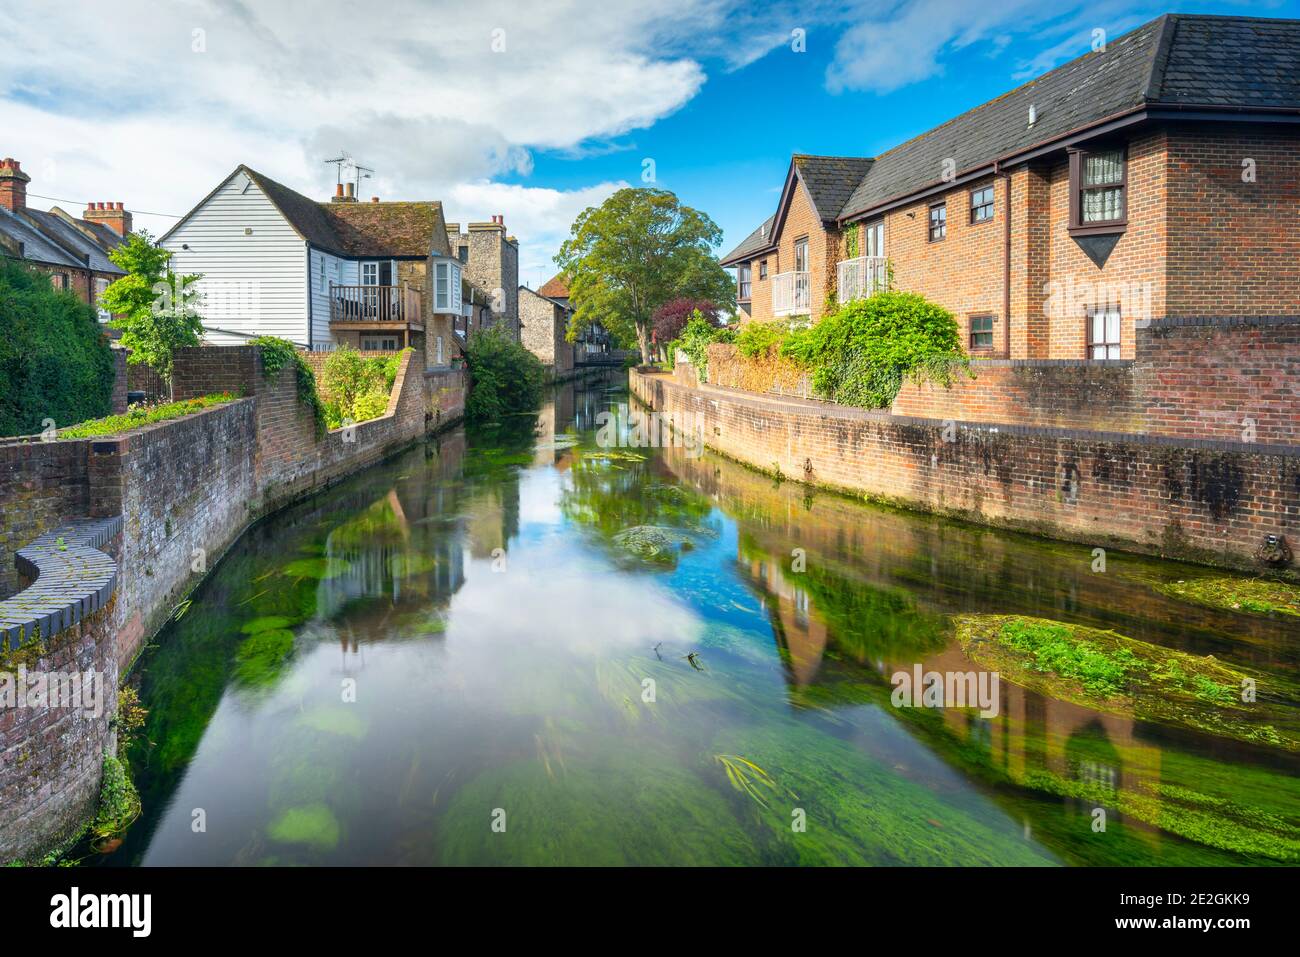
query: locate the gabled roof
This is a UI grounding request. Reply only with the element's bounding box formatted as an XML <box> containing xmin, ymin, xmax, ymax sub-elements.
<box><xmin>839</xmin><ymin>14</ymin><xmax>1300</xmax><ymax>220</ymax></box>
<box><xmin>793</xmin><ymin>155</ymin><xmax>876</xmax><ymax>221</ymax></box>
<box><xmin>166</xmin><ymin>164</ymin><xmax>450</xmax><ymax>259</ymax></box>
<box><xmin>538</xmin><ymin>273</ymin><xmax>569</xmax><ymax>299</ymax></box>
<box><xmin>719</xmin><ymin>215</ymin><xmax>775</xmax><ymax>267</ymax></box>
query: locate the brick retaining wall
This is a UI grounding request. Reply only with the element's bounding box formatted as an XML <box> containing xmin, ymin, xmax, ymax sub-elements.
<box><xmin>0</xmin><ymin>341</ymin><xmax>467</xmax><ymax>862</ymax></box>
<box><xmin>710</xmin><ymin>315</ymin><xmax>1300</xmax><ymax>446</ymax></box>
<box><xmin>631</xmin><ymin>369</ymin><xmax>1299</xmax><ymax>578</ymax></box>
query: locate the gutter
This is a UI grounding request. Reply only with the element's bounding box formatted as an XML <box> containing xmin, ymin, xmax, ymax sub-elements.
<box><xmin>995</xmin><ymin>161</ymin><xmax>1011</xmax><ymax>359</ymax></box>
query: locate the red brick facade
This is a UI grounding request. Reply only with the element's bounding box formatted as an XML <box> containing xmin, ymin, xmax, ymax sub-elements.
<box><xmin>734</xmin><ymin>126</ymin><xmax>1300</xmax><ymax>361</ymax></box>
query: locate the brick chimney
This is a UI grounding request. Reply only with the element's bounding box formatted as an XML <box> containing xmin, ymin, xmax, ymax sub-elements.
<box><xmin>0</xmin><ymin>157</ymin><xmax>30</xmax><ymax>212</ymax></box>
<box><xmin>84</xmin><ymin>200</ymin><xmax>133</xmax><ymax>236</ymax></box>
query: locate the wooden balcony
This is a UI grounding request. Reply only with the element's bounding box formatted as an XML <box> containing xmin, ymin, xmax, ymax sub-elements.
<box><xmin>328</xmin><ymin>284</ymin><xmax>422</xmax><ymax>330</ymax></box>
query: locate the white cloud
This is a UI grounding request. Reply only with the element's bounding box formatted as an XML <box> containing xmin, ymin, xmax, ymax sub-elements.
<box><xmin>445</xmin><ymin>179</ymin><xmax>629</xmax><ymax>285</ymax></box>
<box><xmin>0</xmin><ymin>0</ymin><xmax>714</xmax><ymax>265</ymax></box>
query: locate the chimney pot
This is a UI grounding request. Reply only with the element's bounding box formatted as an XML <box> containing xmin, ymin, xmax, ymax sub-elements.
<box><xmin>335</xmin><ymin>183</ymin><xmax>344</xmax><ymax>197</ymax></box>
<box><xmin>116</xmin><ymin>201</ymin><xmax>124</xmax><ymax>210</ymax></box>
<box><xmin>371</xmin><ymin>196</ymin><xmax>379</xmax><ymax>203</ymax></box>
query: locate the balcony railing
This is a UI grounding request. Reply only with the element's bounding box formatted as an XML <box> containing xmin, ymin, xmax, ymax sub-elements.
<box><xmin>836</xmin><ymin>256</ymin><xmax>889</xmax><ymax>303</ymax></box>
<box><xmin>771</xmin><ymin>270</ymin><xmax>810</xmax><ymax>317</ymax></box>
<box><xmin>329</xmin><ymin>284</ymin><xmax>422</xmax><ymax>326</ymax></box>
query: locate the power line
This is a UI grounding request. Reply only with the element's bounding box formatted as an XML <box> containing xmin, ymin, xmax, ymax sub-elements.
<box><xmin>26</xmin><ymin>191</ymin><xmax>181</xmax><ymax>218</ymax></box>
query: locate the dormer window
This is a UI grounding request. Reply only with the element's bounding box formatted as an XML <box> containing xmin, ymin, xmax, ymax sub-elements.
<box><xmin>1069</xmin><ymin>146</ymin><xmax>1127</xmax><ymax>235</ymax></box>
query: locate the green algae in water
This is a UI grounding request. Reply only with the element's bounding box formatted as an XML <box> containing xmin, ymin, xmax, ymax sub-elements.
<box><xmin>281</xmin><ymin>557</ymin><xmax>351</xmax><ymax>580</ymax></box>
<box><xmin>233</xmin><ymin>628</ymin><xmax>294</xmax><ymax>687</ymax></box>
<box><xmin>1155</xmin><ymin>576</ymin><xmax>1300</xmax><ymax>618</ymax></box>
<box><xmin>297</xmin><ymin>707</ymin><xmax>369</xmax><ymax>741</ymax></box>
<box><xmin>267</xmin><ymin>804</ymin><xmax>341</xmax><ymax>851</ymax></box>
<box><xmin>240</xmin><ymin>615</ymin><xmax>297</xmax><ymax>635</ymax></box>
<box><xmin>708</xmin><ymin>721</ymin><xmax>1057</xmax><ymax>866</ymax></box>
<box><xmin>957</xmin><ymin>615</ymin><xmax>1298</xmax><ymax>751</ymax></box>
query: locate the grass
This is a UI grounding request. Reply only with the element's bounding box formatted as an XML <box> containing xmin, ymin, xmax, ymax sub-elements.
<box><xmin>59</xmin><ymin>392</ymin><xmax>238</xmax><ymax>438</ymax></box>
<box><xmin>1155</xmin><ymin>576</ymin><xmax>1300</xmax><ymax>618</ymax></box>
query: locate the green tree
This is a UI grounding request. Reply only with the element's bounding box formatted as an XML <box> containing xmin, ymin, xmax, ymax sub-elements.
<box><xmin>0</xmin><ymin>259</ymin><xmax>115</xmax><ymax>435</ymax></box>
<box><xmin>463</xmin><ymin>326</ymin><xmax>545</xmax><ymax>423</ymax></box>
<box><xmin>555</xmin><ymin>188</ymin><xmax>735</xmax><ymax>360</ymax></box>
<box><xmin>101</xmin><ymin>231</ymin><xmax>204</xmax><ymax>382</ymax></box>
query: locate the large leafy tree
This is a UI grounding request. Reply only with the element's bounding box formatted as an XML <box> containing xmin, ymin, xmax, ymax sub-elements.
<box><xmin>555</xmin><ymin>188</ymin><xmax>735</xmax><ymax>360</ymax></box>
<box><xmin>101</xmin><ymin>231</ymin><xmax>204</xmax><ymax>382</ymax></box>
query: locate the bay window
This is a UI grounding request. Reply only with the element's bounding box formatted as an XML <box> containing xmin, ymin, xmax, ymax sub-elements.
<box><xmin>434</xmin><ymin>260</ymin><xmax>462</xmax><ymax>313</ymax></box>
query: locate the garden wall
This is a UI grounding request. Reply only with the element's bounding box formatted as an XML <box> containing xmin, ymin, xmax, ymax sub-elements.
<box><xmin>630</xmin><ymin>369</ymin><xmax>1299</xmax><ymax>578</ymax></box>
<box><xmin>711</xmin><ymin>316</ymin><xmax>1300</xmax><ymax>446</ymax></box>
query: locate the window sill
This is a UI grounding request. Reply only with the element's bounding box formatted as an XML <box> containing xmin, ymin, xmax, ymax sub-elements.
<box><xmin>1068</xmin><ymin>221</ymin><xmax>1127</xmax><ymax>238</ymax></box>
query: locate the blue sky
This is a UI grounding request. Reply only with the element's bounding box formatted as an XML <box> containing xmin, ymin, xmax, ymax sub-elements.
<box><xmin>1</xmin><ymin>0</ymin><xmax>1295</xmax><ymax>285</ymax></box>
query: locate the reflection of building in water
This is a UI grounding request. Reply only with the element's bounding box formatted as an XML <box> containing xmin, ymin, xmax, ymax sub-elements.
<box><xmin>316</xmin><ymin>447</ymin><xmax>470</xmax><ymax>624</ymax></box>
<box><xmin>737</xmin><ymin>544</ymin><xmax>828</xmax><ymax>688</ymax></box>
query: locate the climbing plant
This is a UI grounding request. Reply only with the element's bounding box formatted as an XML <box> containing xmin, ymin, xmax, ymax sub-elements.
<box><xmin>249</xmin><ymin>335</ymin><xmax>327</xmax><ymax>435</ymax></box>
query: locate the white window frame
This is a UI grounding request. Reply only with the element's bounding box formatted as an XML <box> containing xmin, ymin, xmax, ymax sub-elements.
<box><xmin>435</xmin><ymin>260</ymin><xmax>462</xmax><ymax>312</ymax></box>
<box><xmin>361</xmin><ymin>262</ymin><xmax>379</xmax><ymax>286</ymax></box>
<box><xmin>95</xmin><ymin>277</ymin><xmax>110</xmax><ymax>321</ymax></box>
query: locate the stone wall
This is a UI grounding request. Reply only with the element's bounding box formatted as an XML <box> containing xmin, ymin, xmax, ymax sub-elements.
<box><xmin>630</xmin><ymin>369</ymin><xmax>1299</xmax><ymax>578</ymax></box>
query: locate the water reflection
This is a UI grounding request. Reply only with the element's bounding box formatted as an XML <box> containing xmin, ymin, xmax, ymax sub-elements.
<box><xmin>90</xmin><ymin>372</ymin><xmax>1298</xmax><ymax>867</ymax></box>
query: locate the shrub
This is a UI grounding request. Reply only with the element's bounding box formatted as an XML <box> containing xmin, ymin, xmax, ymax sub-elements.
<box><xmin>736</xmin><ymin>319</ymin><xmax>798</xmax><ymax>359</ymax></box>
<box><xmin>100</xmin><ymin>231</ymin><xmax>203</xmax><ymax>382</ymax></box>
<box><xmin>669</xmin><ymin>311</ymin><xmax>734</xmax><ymax>382</ymax></box>
<box><xmin>652</xmin><ymin>297</ymin><xmax>722</xmax><ymax>347</ymax></box>
<box><xmin>463</xmin><ymin>326</ymin><xmax>545</xmax><ymax>423</ymax></box>
<box><xmin>781</xmin><ymin>292</ymin><xmax>967</xmax><ymax>408</ymax></box>
<box><xmin>351</xmin><ymin>391</ymin><xmax>390</xmax><ymax>422</ymax></box>
<box><xmin>0</xmin><ymin>260</ymin><xmax>116</xmax><ymax>436</ymax></box>
<box><xmin>318</xmin><ymin>345</ymin><xmax>406</xmax><ymax>425</ymax></box>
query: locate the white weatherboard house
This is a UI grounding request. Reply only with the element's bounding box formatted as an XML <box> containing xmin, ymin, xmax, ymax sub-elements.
<box><xmin>160</xmin><ymin>165</ymin><xmax>464</xmax><ymax>363</ymax></box>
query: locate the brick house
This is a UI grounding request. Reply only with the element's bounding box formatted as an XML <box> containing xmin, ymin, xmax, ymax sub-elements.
<box><xmin>721</xmin><ymin>14</ymin><xmax>1300</xmax><ymax>360</ymax></box>
<box><xmin>519</xmin><ymin>285</ymin><xmax>574</xmax><ymax>376</ymax></box>
<box><xmin>0</xmin><ymin>156</ymin><xmax>130</xmax><ymax>322</ymax></box>
<box><xmin>160</xmin><ymin>166</ymin><xmax>467</xmax><ymax>366</ymax></box>
<box><xmin>446</xmin><ymin>216</ymin><xmax>520</xmax><ymax>340</ymax></box>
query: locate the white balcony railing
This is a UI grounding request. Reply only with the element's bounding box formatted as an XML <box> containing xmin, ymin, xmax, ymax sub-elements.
<box><xmin>836</xmin><ymin>256</ymin><xmax>889</xmax><ymax>303</ymax></box>
<box><xmin>771</xmin><ymin>270</ymin><xmax>810</xmax><ymax>316</ymax></box>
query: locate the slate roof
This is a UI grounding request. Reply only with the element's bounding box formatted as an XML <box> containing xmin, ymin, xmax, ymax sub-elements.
<box><xmin>1153</xmin><ymin>15</ymin><xmax>1300</xmax><ymax>107</ymax></box>
<box><xmin>793</xmin><ymin>155</ymin><xmax>876</xmax><ymax>221</ymax></box>
<box><xmin>719</xmin><ymin>215</ymin><xmax>775</xmax><ymax>267</ymax></box>
<box><xmin>0</xmin><ymin>206</ymin><xmax>84</xmax><ymax>268</ymax></box>
<box><xmin>22</xmin><ymin>208</ymin><xmax>124</xmax><ymax>274</ymax></box>
<box><xmin>839</xmin><ymin>14</ymin><xmax>1300</xmax><ymax>220</ymax></box>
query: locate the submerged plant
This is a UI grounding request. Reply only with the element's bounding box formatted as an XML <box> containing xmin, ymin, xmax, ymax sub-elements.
<box><xmin>713</xmin><ymin>754</ymin><xmax>793</xmax><ymax>808</ymax></box>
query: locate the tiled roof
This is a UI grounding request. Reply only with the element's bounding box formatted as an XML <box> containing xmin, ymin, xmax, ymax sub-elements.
<box><xmin>322</xmin><ymin>201</ymin><xmax>448</xmax><ymax>257</ymax></box>
<box><xmin>793</xmin><ymin>155</ymin><xmax>875</xmax><ymax>221</ymax></box>
<box><xmin>719</xmin><ymin>215</ymin><xmax>775</xmax><ymax>266</ymax></box>
<box><xmin>538</xmin><ymin>273</ymin><xmax>569</xmax><ymax>298</ymax></box>
<box><xmin>839</xmin><ymin>14</ymin><xmax>1300</xmax><ymax>220</ymax></box>
<box><xmin>241</xmin><ymin>165</ymin><xmax>448</xmax><ymax>258</ymax></box>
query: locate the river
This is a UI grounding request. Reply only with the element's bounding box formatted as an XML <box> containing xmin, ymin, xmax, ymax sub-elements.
<box><xmin>88</xmin><ymin>374</ymin><xmax>1299</xmax><ymax>866</ymax></box>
